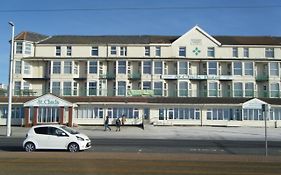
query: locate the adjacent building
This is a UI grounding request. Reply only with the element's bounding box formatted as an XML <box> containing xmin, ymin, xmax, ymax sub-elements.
<box><xmin>0</xmin><ymin>26</ymin><xmax>281</xmax><ymax>127</ymax></box>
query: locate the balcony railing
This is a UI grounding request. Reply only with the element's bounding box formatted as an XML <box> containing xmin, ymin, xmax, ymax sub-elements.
<box><xmin>99</xmin><ymin>73</ymin><xmax>116</xmax><ymax>79</ymax></box>
<box><xmin>256</xmin><ymin>75</ymin><xmax>269</xmax><ymax>81</ymax></box>
<box><xmin>128</xmin><ymin>73</ymin><xmax>141</xmax><ymax>80</ymax></box>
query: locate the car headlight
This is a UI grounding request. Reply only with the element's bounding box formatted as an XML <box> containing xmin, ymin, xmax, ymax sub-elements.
<box><xmin>76</xmin><ymin>136</ymin><xmax>85</xmax><ymax>141</ymax></box>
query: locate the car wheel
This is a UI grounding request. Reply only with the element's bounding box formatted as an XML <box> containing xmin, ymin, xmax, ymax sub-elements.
<box><xmin>68</xmin><ymin>143</ymin><xmax>79</xmax><ymax>152</ymax></box>
<box><xmin>25</xmin><ymin>142</ymin><xmax>36</xmax><ymax>152</ymax></box>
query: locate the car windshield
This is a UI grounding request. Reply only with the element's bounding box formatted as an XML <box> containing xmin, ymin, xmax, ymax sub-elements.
<box><xmin>60</xmin><ymin>126</ymin><xmax>79</xmax><ymax>134</ymax></box>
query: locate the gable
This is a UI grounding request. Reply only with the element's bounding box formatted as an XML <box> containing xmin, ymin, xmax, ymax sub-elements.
<box><xmin>24</xmin><ymin>93</ymin><xmax>73</xmax><ymax>107</ymax></box>
<box><xmin>242</xmin><ymin>98</ymin><xmax>267</xmax><ymax>109</ymax></box>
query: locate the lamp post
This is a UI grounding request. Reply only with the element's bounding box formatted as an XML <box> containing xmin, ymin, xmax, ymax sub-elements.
<box><xmin>7</xmin><ymin>21</ymin><xmax>15</xmax><ymax>137</ymax></box>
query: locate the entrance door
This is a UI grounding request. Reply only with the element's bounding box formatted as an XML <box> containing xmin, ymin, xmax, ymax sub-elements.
<box><xmin>158</xmin><ymin>108</ymin><xmax>173</xmax><ymax>125</ymax></box>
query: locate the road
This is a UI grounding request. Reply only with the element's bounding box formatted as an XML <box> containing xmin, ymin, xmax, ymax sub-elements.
<box><xmin>1</xmin><ymin>137</ymin><xmax>281</xmax><ymax>155</ymax></box>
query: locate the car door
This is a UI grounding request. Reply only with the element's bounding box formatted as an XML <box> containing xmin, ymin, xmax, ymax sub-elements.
<box><xmin>33</xmin><ymin>127</ymin><xmax>50</xmax><ymax>149</ymax></box>
<box><xmin>47</xmin><ymin>127</ymin><xmax>70</xmax><ymax>149</ymax></box>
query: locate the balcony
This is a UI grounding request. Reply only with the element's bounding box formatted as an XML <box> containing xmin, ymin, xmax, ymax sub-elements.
<box><xmin>128</xmin><ymin>73</ymin><xmax>141</xmax><ymax>80</ymax></box>
<box><xmin>256</xmin><ymin>75</ymin><xmax>269</xmax><ymax>81</ymax></box>
<box><xmin>161</xmin><ymin>74</ymin><xmax>233</xmax><ymax>80</ymax></box>
<box><xmin>128</xmin><ymin>90</ymin><xmax>154</xmax><ymax>96</ymax></box>
<box><xmin>99</xmin><ymin>73</ymin><xmax>116</xmax><ymax>79</ymax></box>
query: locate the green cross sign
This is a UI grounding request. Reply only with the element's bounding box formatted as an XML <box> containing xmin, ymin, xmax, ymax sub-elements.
<box><xmin>193</xmin><ymin>47</ymin><xmax>201</xmax><ymax>55</ymax></box>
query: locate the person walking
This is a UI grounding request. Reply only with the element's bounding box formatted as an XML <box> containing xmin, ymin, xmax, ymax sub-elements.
<box><xmin>121</xmin><ymin>114</ymin><xmax>126</xmax><ymax>126</ymax></box>
<box><xmin>104</xmin><ymin>116</ymin><xmax>111</xmax><ymax>131</ymax></box>
<box><xmin>116</xmin><ymin>117</ymin><xmax>121</xmax><ymax>132</ymax></box>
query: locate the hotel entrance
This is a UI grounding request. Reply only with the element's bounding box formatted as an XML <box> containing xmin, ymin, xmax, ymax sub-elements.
<box><xmin>24</xmin><ymin>94</ymin><xmax>74</xmax><ymax>127</ymax></box>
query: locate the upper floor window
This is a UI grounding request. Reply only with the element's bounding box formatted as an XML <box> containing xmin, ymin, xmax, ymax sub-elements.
<box><xmin>234</xmin><ymin>82</ymin><xmax>243</xmax><ymax>97</ymax></box>
<box><xmin>234</xmin><ymin>62</ymin><xmax>242</xmax><ymax>75</ymax></box>
<box><xmin>56</xmin><ymin>46</ymin><xmax>61</xmax><ymax>56</ymax></box>
<box><xmin>208</xmin><ymin>82</ymin><xmax>218</xmax><ymax>97</ymax></box>
<box><xmin>270</xmin><ymin>83</ymin><xmax>279</xmax><ymax>97</ymax></box>
<box><xmin>120</xmin><ymin>47</ymin><xmax>127</xmax><ymax>56</ymax></box>
<box><xmin>179</xmin><ymin>47</ymin><xmax>186</xmax><ymax>57</ymax></box>
<box><xmin>89</xmin><ymin>82</ymin><xmax>97</xmax><ymax>96</ymax></box>
<box><xmin>16</xmin><ymin>42</ymin><xmax>23</xmax><ymax>54</ymax></box>
<box><xmin>265</xmin><ymin>48</ymin><xmax>274</xmax><ymax>58</ymax></box>
<box><xmin>118</xmin><ymin>61</ymin><xmax>126</xmax><ymax>74</ymax></box>
<box><xmin>117</xmin><ymin>81</ymin><xmax>126</xmax><ymax>96</ymax></box>
<box><xmin>89</xmin><ymin>61</ymin><xmax>97</xmax><ymax>74</ymax></box>
<box><xmin>207</xmin><ymin>47</ymin><xmax>215</xmax><ymax>57</ymax></box>
<box><xmin>243</xmin><ymin>48</ymin><xmax>249</xmax><ymax>57</ymax></box>
<box><xmin>143</xmin><ymin>81</ymin><xmax>151</xmax><ymax>90</ymax></box>
<box><xmin>52</xmin><ymin>81</ymin><xmax>61</xmax><ymax>96</ymax></box>
<box><xmin>154</xmin><ymin>82</ymin><xmax>163</xmax><ymax>96</ymax></box>
<box><xmin>145</xmin><ymin>46</ymin><xmax>150</xmax><ymax>56</ymax></box>
<box><xmin>64</xmin><ymin>61</ymin><xmax>72</xmax><ymax>74</ymax></box>
<box><xmin>23</xmin><ymin>81</ymin><xmax>30</xmax><ymax>90</ymax></box>
<box><xmin>63</xmin><ymin>82</ymin><xmax>72</xmax><ymax>96</ymax></box>
<box><xmin>270</xmin><ymin>62</ymin><xmax>279</xmax><ymax>76</ymax></box>
<box><xmin>24</xmin><ymin>62</ymin><xmax>31</xmax><ymax>74</ymax></box>
<box><xmin>244</xmin><ymin>62</ymin><xmax>253</xmax><ymax>76</ymax></box>
<box><xmin>91</xmin><ymin>47</ymin><xmax>99</xmax><ymax>56</ymax></box>
<box><xmin>143</xmin><ymin>61</ymin><xmax>152</xmax><ymax>74</ymax></box>
<box><xmin>154</xmin><ymin>61</ymin><xmax>163</xmax><ymax>74</ymax></box>
<box><xmin>67</xmin><ymin>46</ymin><xmax>72</xmax><ymax>56</ymax></box>
<box><xmin>179</xmin><ymin>61</ymin><xmax>188</xmax><ymax>75</ymax></box>
<box><xmin>232</xmin><ymin>47</ymin><xmax>238</xmax><ymax>57</ymax></box>
<box><xmin>15</xmin><ymin>61</ymin><xmax>22</xmax><ymax>74</ymax></box>
<box><xmin>25</xmin><ymin>43</ymin><xmax>32</xmax><ymax>54</ymax></box>
<box><xmin>111</xmin><ymin>46</ymin><xmax>117</xmax><ymax>55</ymax></box>
<box><xmin>208</xmin><ymin>61</ymin><xmax>217</xmax><ymax>75</ymax></box>
<box><xmin>53</xmin><ymin>61</ymin><xmax>61</xmax><ymax>74</ymax></box>
<box><xmin>156</xmin><ymin>47</ymin><xmax>161</xmax><ymax>57</ymax></box>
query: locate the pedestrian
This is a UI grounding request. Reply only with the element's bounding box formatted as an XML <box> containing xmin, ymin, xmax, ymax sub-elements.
<box><xmin>116</xmin><ymin>117</ymin><xmax>121</xmax><ymax>131</ymax></box>
<box><xmin>121</xmin><ymin>114</ymin><xmax>126</xmax><ymax>126</ymax></box>
<box><xmin>104</xmin><ymin>116</ymin><xmax>111</xmax><ymax>131</ymax></box>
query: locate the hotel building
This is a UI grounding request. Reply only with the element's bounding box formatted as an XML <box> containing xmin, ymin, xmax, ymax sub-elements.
<box><xmin>0</xmin><ymin>26</ymin><xmax>281</xmax><ymax>127</ymax></box>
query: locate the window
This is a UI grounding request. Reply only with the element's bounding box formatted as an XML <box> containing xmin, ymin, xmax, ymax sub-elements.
<box><xmin>208</xmin><ymin>82</ymin><xmax>218</xmax><ymax>97</ymax></box>
<box><xmin>14</xmin><ymin>81</ymin><xmax>21</xmax><ymax>95</ymax></box>
<box><xmin>232</xmin><ymin>47</ymin><xmax>238</xmax><ymax>57</ymax></box>
<box><xmin>34</xmin><ymin>127</ymin><xmax>48</xmax><ymax>135</ymax></box>
<box><xmin>207</xmin><ymin>47</ymin><xmax>215</xmax><ymax>57</ymax></box>
<box><xmin>179</xmin><ymin>61</ymin><xmax>188</xmax><ymax>75</ymax></box>
<box><xmin>56</xmin><ymin>46</ymin><xmax>61</xmax><ymax>56</ymax></box>
<box><xmin>154</xmin><ymin>82</ymin><xmax>162</xmax><ymax>96</ymax></box>
<box><xmin>270</xmin><ymin>62</ymin><xmax>279</xmax><ymax>76</ymax></box>
<box><xmin>243</xmin><ymin>48</ymin><xmax>249</xmax><ymax>57</ymax></box>
<box><xmin>25</xmin><ymin>43</ymin><xmax>32</xmax><ymax>54</ymax></box>
<box><xmin>89</xmin><ymin>82</ymin><xmax>97</xmax><ymax>96</ymax></box>
<box><xmin>118</xmin><ymin>61</ymin><xmax>126</xmax><ymax>74</ymax></box>
<box><xmin>244</xmin><ymin>62</ymin><xmax>253</xmax><ymax>76</ymax></box>
<box><xmin>64</xmin><ymin>61</ymin><xmax>72</xmax><ymax>74</ymax></box>
<box><xmin>234</xmin><ymin>62</ymin><xmax>242</xmax><ymax>75</ymax></box>
<box><xmin>154</xmin><ymin>61</ymin><xmax>162</xmax><ymax>74</ymax></box>
<box><xmin>156</xmin><ymin>47</ymin><xmax>161</xmax><ymax>56</ymax></box>
<box><xmin>117</xmin><ymin>81</ymin><xmax>126</xmax><ymax>96</ymax></box>
<box><xmin>16</xmin><ymin>42</ymin><xmax>23</xmax><ymax>54</ymax></box>
<box><xmin>89</xmin><ymin>61</ymin><xmax>97</xmax><ymax>74</ymax></box>
<box><xmin>208</xmin><ymin>61</ymin><xmax>217</xmax><ymax>75</ymax></box>
<box><xmin>234</xmin><ymin>82</ymin><xmax>243</xmax><ymax>97</ymax></box>
<box><xmin>53</xmin><ymin>61</ymin><xmax>61</xmax><ymax>74</ymax></box>
<box><xmin>52</xmin><ymin>82</ymin><xmax>61</xmax><ymax>95</ymax></box>
<box><xmin>143</xmin><ymin>61</ymin><xmax>151</xmax><ymax>74</ymax></box>
<box><xmin>245</xmin><ymin>82</ymin><xmax>254</xmax><ymax>97</ymax></box>
<box><xmin>24</xmin><ymin>62</ymin><xmax>31</xmax><ymax>74</ymax></box>
<box><xmin>91</xmin><ymin>47</ymin><xmax>98</xmax><ymax>56</ymax></box>
<box><xmin>67</xmin><ymin>46</ymin><xmax>72</xmax><ymax>56</ymax></box>
<box><xmin>179</xmin><ymin>82</ymin><xmax>188</xmax><ymax>97</ymax></box>
<box><xmin>120</xmin><ymin>47</ymin><xmax>127</xmax><ymax>56</ymax></box>
<box><xmin>179</xmin><ymin>47</ymin><xmax>186</xmax><ymax>57</ymax></box>
<box><xmin>111</xmin><ymin>46</ymin><xmax>117</xmax><ymax>55</ymax></box>
<box><xmin>15</xmin><ymin>61</ymin><xmax>22</xmax><ymax>74</ymax></box>
<box><xmin>143</xmin><ymin>81</ymin><xmax>151</xmax><ymax>90</ymax></box>
<box><xmin>271</xmin><ymin>83</ymin><xmax>279</xmax><ymax>97</ymax></box>
<box><xmin>63</xmin><ymin>82</ymin><xmax>72</xmax><ymax>96</ymax></box>
<box><xmin>265</xmin><ymin>48</ymin><xmax>274</xmax><ymax>58</ymax></box>
<box><xmin>145</xmin><ymin>46</ymin><xmax>150</xmax><ymax>56</ymax></box>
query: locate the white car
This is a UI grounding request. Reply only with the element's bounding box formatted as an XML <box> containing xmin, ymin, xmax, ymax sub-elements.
<box><xmin>23</xmin><ymin>125</ymin><xmax>91</xmax><ymax>152</ymax></box>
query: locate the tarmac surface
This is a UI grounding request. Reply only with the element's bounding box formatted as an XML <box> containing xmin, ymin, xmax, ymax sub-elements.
<box><xmin>1</xmin><ymin>125</ymin><xmax>281</xmax><ymax>141</ymax></box>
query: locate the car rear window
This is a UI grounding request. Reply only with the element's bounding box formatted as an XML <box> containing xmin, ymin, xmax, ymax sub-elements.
<box><xmin>34</xmin><ymin>127</ymin><xmax>48</xmax><ymax>135</ymax></box>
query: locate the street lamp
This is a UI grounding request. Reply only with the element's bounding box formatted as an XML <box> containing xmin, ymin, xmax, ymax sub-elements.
<box><xmin>7</xmin><ymin>21</ymin><xmax>15</xmax><ymax>137</ymax></box>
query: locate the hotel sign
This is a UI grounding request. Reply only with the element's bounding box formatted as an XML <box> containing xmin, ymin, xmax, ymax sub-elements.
<box><xmin>37</xmin><ymin>99</ymin><xmax>59</xmax><ymax>106</ymax></box>
<box><xmin>161</xmin><ymin>75</ymin><xmax>233</xmax><ymax>80</ymax></box>
<box><xmin>24</xmin><ymin>94</ymin><xmax>73</xmax><ymax>107</ymax></box>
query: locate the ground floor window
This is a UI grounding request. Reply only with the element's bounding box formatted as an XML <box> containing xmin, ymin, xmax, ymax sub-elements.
<box><xmin>0</xmin><ymin>106</ymin><xmax>23</xmax><ymax>119</ymax></box>
<box><xmin>270</xmin><ymin>108</ymin><xmax>281</xmax><ymax>120</ymax></box>
<box><xmin>207</xmin><ymin>108</ymin><xmax>242</xmax><ymax>121</ymax></box>
<box><xmin>243</xmin><ymin>109</ymin><xmax>263</xmax><ymax>120</ymax></box>
<box><xmin>77</xmin><ymin>106</ymin><xmax>103</xmax><ymax>119</ymax></box>
<box><xmin>38</xmin><ymin>107</ymin><xmax>60</xmax><ymax>123</ymax></box>
<box><xmin>159</xmin><ymin>108</ymin><xmax>200</xmax><ymax>120</ymax></box>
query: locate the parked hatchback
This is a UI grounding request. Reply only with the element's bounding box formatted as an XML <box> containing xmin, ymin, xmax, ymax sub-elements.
<box><xmin>23</xmin><ymin>125</ymin><xmax>91</xmax><ymax>152</ymax></box>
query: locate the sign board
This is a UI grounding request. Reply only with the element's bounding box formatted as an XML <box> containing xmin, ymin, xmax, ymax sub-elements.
<box><xmin>242</xmin><ymin>98</ymin><xmax>267</xmax><ymax>109</ymax></box>
<box><xmin>24</xmin><ymin>94</ymin><xmax>73</xmax><ymax>107</ymax></box>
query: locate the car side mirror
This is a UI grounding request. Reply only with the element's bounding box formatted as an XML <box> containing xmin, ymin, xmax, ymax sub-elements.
<box><xmin>58</xmin><ymin>132</ymin><xmax>67</xmax><ymax>137</ymax></box>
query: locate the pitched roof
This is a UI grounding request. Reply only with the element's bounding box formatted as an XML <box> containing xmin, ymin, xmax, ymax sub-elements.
<box><xmin>38</xmin><ymin>35</ymin><xmax>178</xmax><ymax>44</ymax></box>
<box><xmin>14</xmin><ymin>32</ymin><xmax>49</xmax><ymax>42</ymax></box>
<box><xmin>214</xmin><ymin>36</ymin><xmax>281</xmax><ymax>45</ymax></box>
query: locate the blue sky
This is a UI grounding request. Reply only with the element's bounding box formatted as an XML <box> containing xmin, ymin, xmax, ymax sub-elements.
<box><xmin>0</xmin><ymin>0</ymin><xmax>281</xmax><ymax>84</ymax></box>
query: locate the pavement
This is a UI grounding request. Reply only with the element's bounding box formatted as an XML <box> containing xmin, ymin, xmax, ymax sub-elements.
<box><xmin>1</xmin><ymin>125</ymin><xmax>281</xmax><ymax>141</ymax></box>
